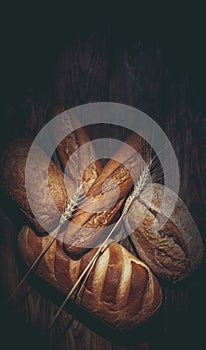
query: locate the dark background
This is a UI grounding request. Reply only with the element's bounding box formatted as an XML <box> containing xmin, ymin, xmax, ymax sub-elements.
<box><xmin>0</xmin><ymin>3</ymin><xmax>206</xmax><ymax>350</ymax></box>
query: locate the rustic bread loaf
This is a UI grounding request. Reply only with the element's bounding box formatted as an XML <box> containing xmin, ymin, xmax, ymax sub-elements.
<box><xmin>124</xmin><ymin>183</ymin><xmax>204</xmax><ymax>282</ymax></box>
<box><xmin>0</xmin><ymin>122</ymin><xmax>103</xmax><ymax>234</ymax></box>
<box><xmin>63</xmin><ymin>132</ymin><xmax>150</xmax><ymax>256</ymax></box>
<box><xmin>47</xmin><ymin>104</ymin><xmax>103</xmax><ymax>193</ymax></box>
<box><xmin>0</xmin><ymin>137</ymin><xmax>74</xmax><ymax>233</ymax></box>
<box><xmin>18</xmin><ymin>225</ymin><xmax>162</xmax><ymax>330</ymax></box>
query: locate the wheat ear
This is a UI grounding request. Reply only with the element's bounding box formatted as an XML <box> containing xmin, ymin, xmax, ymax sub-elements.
<box><xmin>124</xmin><ymin>160</ymin><xmax>152</xmax><ymax>212</ymax></box>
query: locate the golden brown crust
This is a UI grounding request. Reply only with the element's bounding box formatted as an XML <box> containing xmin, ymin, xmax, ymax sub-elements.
<box><xmin>47</xmin><ymin>105</ymin><xmax>103</xmax><ymax>193</ymax></box>
<box><xmin>18</xmin><ymin>225</ymin><xmax>162</xmax><ymax>330</ymax></box>
<box><xmin>0</xmin><ymin>137</ymin><xmax>74</xmax><ymax>233</ymax></box>
<box><xmin>124</xmin><ymin>183</ymin><xmax>204</xmax><ymax>282</ymax></box>
<box><xmin>63</xmin><ymin>132</ymin><xmax>150</xmax><ymax>256</ymax></box>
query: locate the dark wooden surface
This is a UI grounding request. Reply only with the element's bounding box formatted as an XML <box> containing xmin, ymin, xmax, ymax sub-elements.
<box><xmin>0</xmin><ymin>9</ymin><xmax>206</xmax><ymax>350</ymax></box>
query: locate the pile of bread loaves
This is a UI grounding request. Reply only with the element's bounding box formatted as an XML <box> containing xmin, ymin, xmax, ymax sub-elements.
<box><xmin>0</xmin><ymin>105</ymin><xmax>204</xmax><ymax>330</ymax></box>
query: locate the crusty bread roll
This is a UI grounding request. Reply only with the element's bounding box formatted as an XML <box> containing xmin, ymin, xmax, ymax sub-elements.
<box><xmin>124</xmin><ymin>183</ymin><xmax>204</xmax><ymax>282</ymax></box>
<box><xmin>47</xmin><ymin>105</ymin><xmax>103</xmax><ymax>193</ymax></box>
<box><xmin>0</xmin><ymin>137</ymin><xmax>74</xmax><ymax>233</ymax></box>
<box><xmin>18</xmin><ymin>225</ymin><xmax>162</xmax><ymax>330</ymax></box>
<box><xmin>63</xmin><ymin>132</ymin><xmax>149</xmax><ymax>256</ymax></box>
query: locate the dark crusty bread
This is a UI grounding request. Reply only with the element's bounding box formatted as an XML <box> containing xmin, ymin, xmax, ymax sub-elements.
<box><xmin>124</xmin><ymin>183</ymin><xmax>204</xmax><ymax>282</ymax></box>
<box><xmin>18</xmin><ymin>225</ymin><xmax>162</xmax><ymax>330</ymax></box>
<box><xmin>63</xmin><ymin>132</ymin><xmax>150</xmax><ymax>256</ymax></box>
<box><xmin>0</xmin><ymin>137</ymin><xmax>74</xmax><ymax>233</ymax></box>
<box><xmin>47</xmin><ymin>104</ymin><xmax>103</xmax><ymax>193</ymax></box>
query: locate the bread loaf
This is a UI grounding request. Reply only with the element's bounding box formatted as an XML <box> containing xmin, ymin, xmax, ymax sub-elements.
<box><xmin>47</xmin><ymin>105</ymin><xmax>103</xmax><ymax>193</ymax></box>
<box><xmin>18</xmin><ymin>225</ymin><xmax>162</xmax><ymax>330</ymax></box>
<box><xmin>0</xmin><ymin>137</ymin><xmax>74</xmax><ymax>233</ymax></box>
<box><xmin>124</xmin><ymin>183</ymin><xmax>204</xmax><ymax>282</ymax></box>
<box><xmin>63</xmin><ymin>132</ymin><xmax>150</xmax><ymax>256</ymax></box>
<box><xmin>0</xmin><ymin>119</ymin><xmax>103</xmax><ymax>234</ymax></box>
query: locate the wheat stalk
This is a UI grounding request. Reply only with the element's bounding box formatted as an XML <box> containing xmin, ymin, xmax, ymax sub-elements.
<box><xmin>7</xmin><ymin>185</ymin><xmax>85</xmax><ymax>302</ymax></box>
<box><xmin>7</xmin><ymin>232</ymin><xmax>58</xmax><ymax>303</ymax></box>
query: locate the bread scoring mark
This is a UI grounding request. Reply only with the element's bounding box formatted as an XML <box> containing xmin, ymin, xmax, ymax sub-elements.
<box><xmin>116</xmin><ymin>245</ymin><xmax>132</xmax><ymax>306</ymax></box>
<box><xmin>101</xmin><ymin>244</ymin><xmax>123</xmax><ymax>304</ymax></box>
<box><xmin>128</xmin><ymin>259</ymin><xmax>162</xmax><ymax>325</ymax></box>
<box><xmin>92</xmin><ymin>246</ymin><xmax>110</xmax><ymax>301</ymax></box>
<box><xmin>126</xmin><ymin>260</ymin><xmax>148</xmax><ymax>316</ymax></box>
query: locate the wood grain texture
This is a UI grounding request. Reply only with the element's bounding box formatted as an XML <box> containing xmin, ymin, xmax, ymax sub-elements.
<box><xmin>0</xmin><ymin>23</ymin><xmax>206</xmax><ymax>350</ymax></box>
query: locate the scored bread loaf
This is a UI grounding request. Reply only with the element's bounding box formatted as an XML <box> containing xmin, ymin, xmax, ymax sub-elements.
<box><xmin>18</xmin><ymin>225</ymin><xmax>162</xmax><ymax>330</ymax></box>
<box><xmin>63</xmin><ymin>132</ymin><xmax>150</xmax><ymax>256</ymax></box>
<box><xmin>124</xmin><ymin>183</ymin><xmax>204</xmax><ymax>282</ymax></box>
<box><xmin>47</xmin><ymin>105</ymin><xmax>102</xmax><ymax>193</ymax></box>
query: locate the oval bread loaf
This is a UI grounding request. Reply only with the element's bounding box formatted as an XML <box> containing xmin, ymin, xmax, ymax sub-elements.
<box><xmin>18</xmin><ymin>225</ymin><xmax>162</xmax><ymax>330</ymax></box>
<box><xmin>63</xmin><ymin>132</ymin><xmax>150</xmax><ymax>256</ymax></box>
<box><xmin>0</xmin><ymin>128</ymin><xmax>102</xmax><ymax>233</ymax></box>
<box><xmin>124</xmin><ymin>183</ymin><xmax>204</xmax><ymax>282</ymax></box>
<box><xmin>0</xmin><ymin>137</ymin><xmax>74</xmax><ymax>233</ymax></box>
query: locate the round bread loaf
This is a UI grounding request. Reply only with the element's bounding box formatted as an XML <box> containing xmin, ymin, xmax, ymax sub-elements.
<box><xmin>124</xmin><ymin>183</ymin><xmax>204</xmax><ymax>282</ymax></box>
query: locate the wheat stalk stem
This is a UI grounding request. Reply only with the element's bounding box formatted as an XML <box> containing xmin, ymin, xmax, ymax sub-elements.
<box><xmin>8</xmin><ymin>185</ymin><xmax>85</xmax><ymax>302</ymax></box>
<box><xmin>7</xmin><ymin>232</ymin><xmax>58</xmax><ymax>303</ymax></box>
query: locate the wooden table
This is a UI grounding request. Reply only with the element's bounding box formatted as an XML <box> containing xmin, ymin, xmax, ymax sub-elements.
<box><xmin>0</xmin><ymin>17</ymin><xmax>206</xmax><ymax>350</ymax></box>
